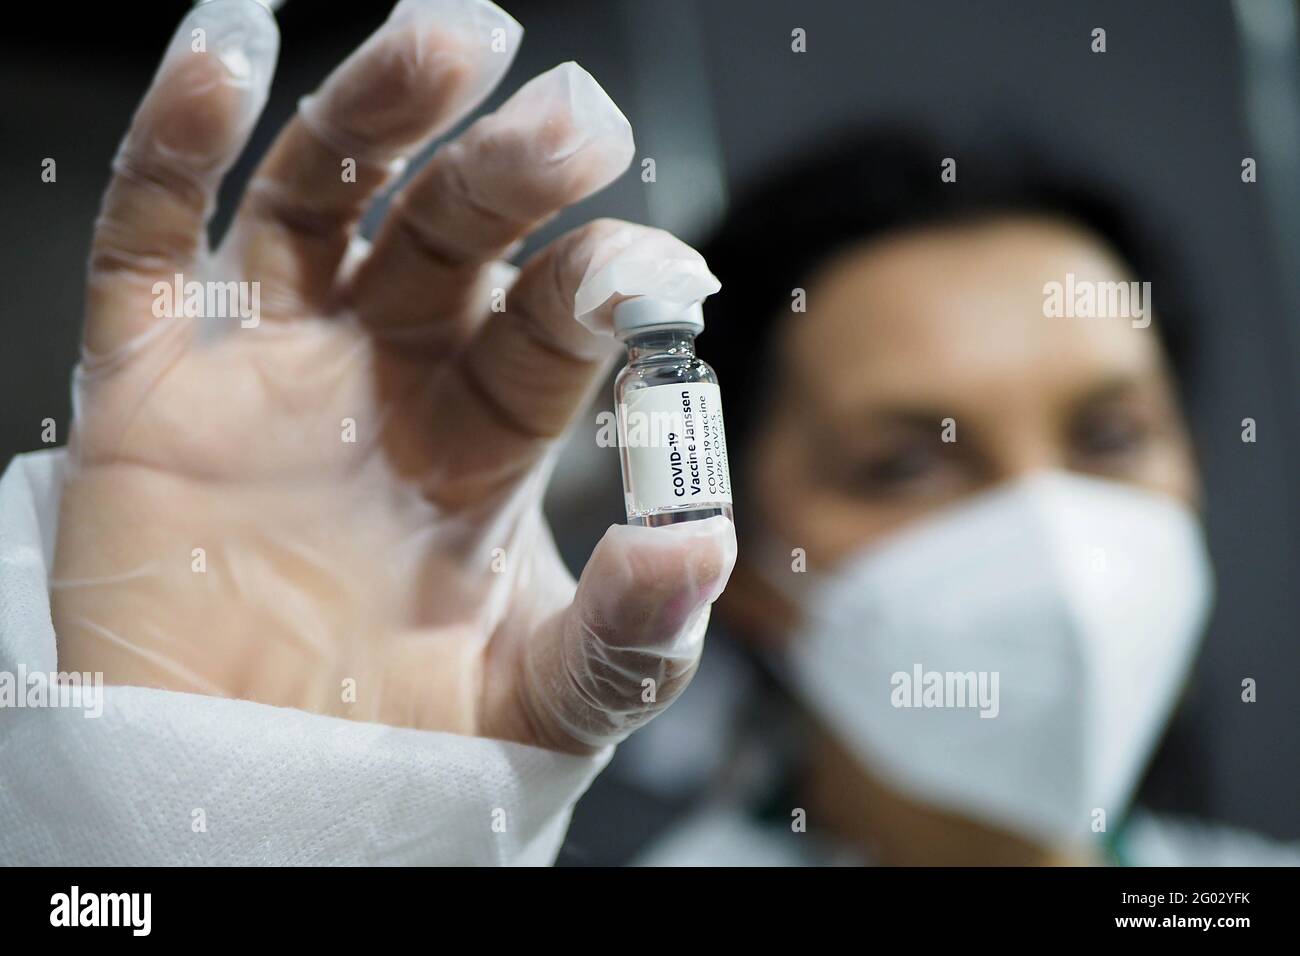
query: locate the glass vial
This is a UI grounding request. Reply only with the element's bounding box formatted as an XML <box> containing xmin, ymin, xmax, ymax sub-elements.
<box><xmin>613</xmin><ymin>300</ymin><xmax>733</xmax><ymax>527</ymax></box>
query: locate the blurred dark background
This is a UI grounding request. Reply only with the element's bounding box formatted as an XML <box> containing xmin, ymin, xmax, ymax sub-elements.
<box><xmin>2</xmin><ymin>0</ymin><xmax>1297</xmax><ymax>855</ymax></box>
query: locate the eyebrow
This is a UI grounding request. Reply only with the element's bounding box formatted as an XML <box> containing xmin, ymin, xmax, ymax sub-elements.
<box><xmin>1071</xmin><ymin>374</ymin><xmax>1148</xmax><ymax>407</ymax></box>
<box><xmin>821</xmin><ymin>404</ymin><xmax>960</xmax><ymax>439</ymax></box>
<box><xmin>826</xmin><ymin>374</ymin><xmax>1153</xmax><ymax>441</ymax></box>
<box><xmin>858</xmin><ymin>406</ymin><xmax>960</xmax><ymax>430</ymax></box>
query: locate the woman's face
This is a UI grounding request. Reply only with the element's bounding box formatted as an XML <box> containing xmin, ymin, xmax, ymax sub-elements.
<box><xmin>751</xmin><ymin>215</ymin><xmax>1198</xmax><ymax>570</ymax></box>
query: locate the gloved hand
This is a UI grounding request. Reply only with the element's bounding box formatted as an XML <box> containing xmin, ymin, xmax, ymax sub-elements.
<box><xmin>52</xmin><ymin>0</ymin><xmax>736</xmax><ymax>754</ymax></box>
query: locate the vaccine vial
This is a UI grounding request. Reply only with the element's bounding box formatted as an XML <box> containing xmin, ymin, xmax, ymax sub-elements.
<box><xmin>613</xmin><ymin>298</ymin><xmax>733</xmax><ymax>527</ymax></box>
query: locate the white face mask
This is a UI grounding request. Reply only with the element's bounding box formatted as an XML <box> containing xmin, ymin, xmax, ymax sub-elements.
<box><xmin>775</xmin><ymin>471</ymin><xmax>1214</xmax><ymax>846</ymax></box>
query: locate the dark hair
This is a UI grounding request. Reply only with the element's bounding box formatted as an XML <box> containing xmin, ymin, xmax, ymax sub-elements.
<box><xmin>699</xmin><ymin>124</ymin><xmax>1200</xmax><ymax>493</ymax></box>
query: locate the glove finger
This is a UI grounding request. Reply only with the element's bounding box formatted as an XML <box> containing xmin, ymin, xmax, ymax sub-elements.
<box><xmin>419</xmin><ymin>219</ymin><xmax>713</xmax><ymax>508</ymax></box>
<box><xmin>501</xmin><ymin>516</ymin><xmax>737</xmax><ymax>753</ymax></box>
<box><xmin>85</xmin><ymin>0</ymin><xmax>278</xmax><ymax>357</ymax></box>
<box><xmin>226</xmin><ymin>0</ymin><xmax>522</xmax><ymax>320</ymax></box>
<box><xmin>344</xmin><ymin>61</ymin><xmax>633</xmax><ymax>347</ymax></box>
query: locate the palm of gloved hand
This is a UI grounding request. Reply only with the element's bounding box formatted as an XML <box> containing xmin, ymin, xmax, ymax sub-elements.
<box><xmin>52</xmin><ymin>0</ymin><xmax>735</xmax><ymax>753</ymax></box>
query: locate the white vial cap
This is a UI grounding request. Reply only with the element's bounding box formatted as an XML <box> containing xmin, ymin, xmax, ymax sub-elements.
<box><xmin>613</xmin><ymin>298</ymin><xmax>705</xmax><ymax>339</ymax></box>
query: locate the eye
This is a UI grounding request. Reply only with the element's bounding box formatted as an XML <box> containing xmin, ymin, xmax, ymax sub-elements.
<box><xmin>1071</xmin><ymin>406</ymin><xmax>1151</xmax><ymax>465</ymax></box>
<box><xmin>845</xmin><ymin>438</ymin><xmax>948</xmax><ymax>496</ymax></box>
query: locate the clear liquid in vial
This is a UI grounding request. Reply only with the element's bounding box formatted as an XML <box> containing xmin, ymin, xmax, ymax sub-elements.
<box><xmin>615</xmin><ymin>327</ymin><xmax>733</xmax><ymax>527</ymax></box>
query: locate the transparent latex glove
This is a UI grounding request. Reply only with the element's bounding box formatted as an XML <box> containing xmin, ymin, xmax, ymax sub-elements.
<box><xmin>53</xmin><ymin>0</ymin><xmax>736</xmax><ymax>753</ymax></box>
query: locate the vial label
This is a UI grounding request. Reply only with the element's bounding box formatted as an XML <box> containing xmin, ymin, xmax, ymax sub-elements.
<box><xmin>619</xmin><ymin>382</ymin><xmax>732</xmax><ymax>515</ymax></box>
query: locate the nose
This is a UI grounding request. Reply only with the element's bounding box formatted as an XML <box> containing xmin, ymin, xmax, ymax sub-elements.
<box><xmin>978</xmin><ymin>431</ymin><xmax>1070</xmax><ymax>488</ymax></box>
